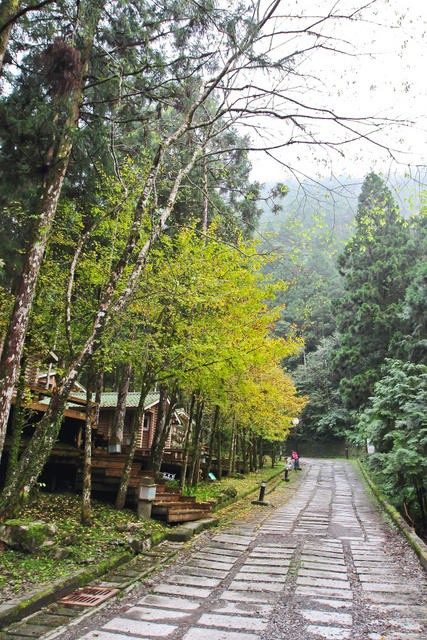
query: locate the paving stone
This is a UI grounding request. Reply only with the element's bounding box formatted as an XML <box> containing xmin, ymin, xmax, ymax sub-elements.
<box><xmin>213</xmin><ymin>535</ymin><xmax>254</xmax><ymax>546</ymax></box>
<box><xmin>304</xmin><ymin>547</ymin><xmax>343</xmax><ymax>555</ymax></box>
<box><xmin>297</xmin><ymin>576</ymin><xmax>350</xmax><ymax>589</ymax></box>
<box><xmin>306</xmin><ymin>624</ymin><xmax>352</xmax><ymax>639</ymax></box>
<box><xmin>81</xmin><ymin>633</ymin><xmax>151</xmax><ymax>640</ymax></box>
<box><xmin>354</xmin><ymin>564</ymin><xmax>399</xmax><ymax>572</ymax></box>
<box><xmin>124</xmin><ymin>606</ymin><xmax>191</xmax><ymax>622</ymax></box>
<box><xmin>180</xmin><ymin>566</ymin><xmax>228</xmax><ymax>579</ymax></box>
<box><xmin>154</xmin><ymin>584</ymin><xmax>212</xmax><ymax>598</ymax></box>
<box><xmin>197</xmin><ymin>613</ymin><xmax>268</xmax><ymax>631</ymax></box>
<box><xmin>358</xmin><ymin>573</ymin><xmax>403</xmax><ymax>583</ymax></box>
<box><xmin>182</xmin><ymin>628</ymin><xmax>260</xmax><ymax>640</ymax></box>
<box><xmin>234</xmin><ymin>571</ymin><xmax>287</xmax><ymax>582</ymax></box>
<box><xmin>296</xmin><ymin>585</ymin><xmax>353</xmax><ymax>599</ymax></box>
<box><xmin>137</xmin><ymin>594</ymin><xmax>201</xmax><ymax>610</ymax></box>
<box><xmin>300</xmin><ymin>561</ymin><xmax>347</xmax><ymax>573</ymax></box>
<box><xmin>244</xmin><ymin>558</ymin><xmax>290</xmax><ymax>567</ymax></box>
<box><xmin>301</xmin><ymin>554</ymin><xmax>345</xmax><ymax>565</ymax></box>
<box><xmin>166</xmin><ymin>574</ymin><xmax>220</xmax><ymax>587</ymax></box>
<box><xmin>194</xmin><ymin>552</ymin><xmax>240</xmax><ymax>563</ymax></box>
<box><xmin>219</xmin><ymin>590</ymin><xmax>280</xmax><ymax>603</ymax></box>
<box><xmin>190</xmin><ymin>559</ymin><xmax>234</xmax><ymax>571</ymax></box>
<box><xmin>301</xmin><ymin>609</ymin><xmax>352</xmax><ymax>626</ymax></box>
<box><xmin>311</xmin><ymin>598</ymin><xmax>352</xmax><ymax>609</ymax></box>
<box><xmin>229</xmin><ymin>580</ymin><xmax>284</xmax><ymax>592</ymax></box>
<box><xmin>299</xmin><ymin>569</ymin><xmax>348</xmax><ymax>581</ymax></box>
<box><xmin>209</xmin><ymin>543</ymin><xmax>249</xmax><ymax>552</ymax></box>
<box><xmin>361</xmin><ymin>582</ymin><xmax>417</xmax><ymax>593</ymax></box>
<box><xmin>203</xmin><ymin>546</ymin><xmax>242</xmax><ymax>557</ymax></box>
<box><xmin>210</xmin><ymin>601</ymin><xmax>274</xmax><ymax>616</ymax></box>
<box><xmin>251</xmin><ymin>546</ymin><xmax>294</xmax><ymax>553</ymax></box>
<box><xmin>103</xmin><ymin>617</ymin><xmax>176</xmax><ymax>636</ymax></box>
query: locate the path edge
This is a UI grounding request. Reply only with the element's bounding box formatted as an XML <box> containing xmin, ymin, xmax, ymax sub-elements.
<box><xmin>357</xmin><ymin>458</ymin><xmax>427</xmax><ymax>572</ymax></box>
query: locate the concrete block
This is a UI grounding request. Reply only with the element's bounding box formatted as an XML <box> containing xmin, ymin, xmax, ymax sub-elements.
<box><xmin>166</xmin><ymin>527</ymin><xmax>193</xmax><ymax>542</ymax></box>
<box><xmin>198</xmin><ymin>518</ymin><xmax>220</xmax><ymax>529</ymax></box>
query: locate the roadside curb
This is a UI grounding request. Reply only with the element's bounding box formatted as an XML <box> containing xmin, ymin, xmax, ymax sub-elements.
<box><xmin>357</xmin><ymin>459</ymin><xmax>427</xmax><ymax>572</ymax></box>
<box><xmin>166</xmin><ymin>517</ymin><xmax>220</xmax><ymax>542</ymax></box>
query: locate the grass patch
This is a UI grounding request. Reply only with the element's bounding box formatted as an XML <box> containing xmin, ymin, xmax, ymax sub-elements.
<box><xmin>0</xmin><ymin>492</ymin><xmax>168</xmax><ymax>605</ymax></box>
<box><xmin>183</xmin><ymin>461</ymin><xmax>286</xmax><ymax>503</ymax></box>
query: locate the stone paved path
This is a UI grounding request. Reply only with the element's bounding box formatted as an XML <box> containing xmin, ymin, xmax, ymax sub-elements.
<box><xmin>62</xmin><ymin>460</ymin><xmax>427</xmax><ymax>640</ymax></box>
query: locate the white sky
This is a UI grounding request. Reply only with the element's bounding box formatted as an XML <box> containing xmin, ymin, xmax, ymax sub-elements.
<box><xmin>248</xmin><ymin>0</ymin><xmax>427</xmax><ymax>183</ymax></box>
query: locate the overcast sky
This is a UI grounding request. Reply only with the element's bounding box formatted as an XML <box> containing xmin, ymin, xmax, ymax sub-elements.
<box><xmin>248</xmin><ymin>0</ymin><xmax>427</xmax><ymax>184</ymax></box>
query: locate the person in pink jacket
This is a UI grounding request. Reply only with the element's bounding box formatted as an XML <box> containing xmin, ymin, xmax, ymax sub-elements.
<box><xmin>291</xmin><ymin>450</ymin><xmax>299</xmax><ymax>470</ymax></box>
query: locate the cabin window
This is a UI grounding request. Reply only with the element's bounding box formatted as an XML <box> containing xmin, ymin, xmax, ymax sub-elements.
<box><xmin>143</xmin><ymin>413</ymin><xmax>151</xmax><ymax>431</ymax></box>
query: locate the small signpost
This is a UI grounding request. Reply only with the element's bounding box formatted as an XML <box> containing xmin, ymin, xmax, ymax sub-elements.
<box><xmin>251</xmin><ymin>481</ymin><xmax>269</xmax><ymax>506</ymax></box>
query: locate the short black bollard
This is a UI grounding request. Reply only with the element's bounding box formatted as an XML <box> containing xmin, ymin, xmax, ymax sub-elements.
<box><xmin>258</xmin><ymin>481</ymin><xmax>267</xmax><ymax>502</ymax></box>
<box><xmin>345</xmin><ymin>445</ymin><xmax>349</xmax><ymax>459</ymax></box>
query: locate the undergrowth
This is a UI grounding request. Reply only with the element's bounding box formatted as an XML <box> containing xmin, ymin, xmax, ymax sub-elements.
<box><xmin>0</xmin><ymin>493</ymin><xmax>167</xmax><ymax>604</ymax></box>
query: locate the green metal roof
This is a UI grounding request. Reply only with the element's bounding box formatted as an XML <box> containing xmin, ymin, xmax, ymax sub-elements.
<box><xmin>70</xmin><ymin>391</ymin><xmax>160</xmax><ymax>409</ymax></box>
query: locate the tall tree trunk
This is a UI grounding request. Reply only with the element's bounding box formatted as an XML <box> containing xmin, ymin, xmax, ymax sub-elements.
<box><xmin>189</xmin><ymin>401</ymin><xmax>204</xmax><ymax>487</ymax></box>
<box><xmin>202</xmin><ymin>155</ymin><xmax>208</xmax><ymax>235</ymax></box>
<box><xmin>416</xmin><ymin>483</ymin><xmax>426</xmax><ymax>533</ymax></box>
<box><xmin>4</xmin><ymin>354</ymin><xmax>26</xmax><ymax>486</ymax></box>
<box><xmin>93</xmin><ymin>369</ymin><xmax>103</xmax><ymax>430</ymax></box>
<box><xmin>180</xmin><ymin>393</ymin><xmax>196</xmax><ymax>489</ymax></box>
<box><xmin>81</xmin><ymin>366</ymin><xmax>94</xmax><ymax>525</ymax></box>
<box><xmin>216</xmin><ymin>417</ymin><xmax>222</xmax><ymax>479</ymax></box>
<box><xmin>115</xmin><ymin>385</ymin><xmax>149</xmax><ymax>510</ymax></box>
<box><xmin>258</xmin><ymin>437</ymin><xmax>263</xmax><ymax>469</ymax></box>
<box><xmin>149</xmin><ymin>384</ymin><xmax>177</xmax><ymax>476</ymax></box>
<box><xmin>110</xmin><ymin>361</ymin><xmax>132</xmax><ymax>444</ymax></box>
<box><xmin>0</xmin><ymin>0</ymin><xmax>21</xmax><ymax>74</ymax></box>
<box><xmin>241</xmin><ymin>431</ymin><xmax>248</xmax><ymax>475</ymax></box>
<box><xmin>253</xmin><ymin>437</ymin><xmax>257</xmax><ymax>472</ymax></box>
<box><xmin>205</xmin><ymin>405</ymin><xmax>219</xmax><ymax>479</ymax></box>
<box><xmin>227</xmin><ymin>420</ymin><xmax>235</xmax><ymax>478</ymax></box>
<box><xmin>271</xmin><ymin>442</ymin><xmax>276</xmax><ymax>468</ymax></box>
<box><xmin>0</xmin><ymin>1</ymin><xmax>104</xmax><ymax>464</ymax></box>
<box><xmin>234</xmin><ymin>425</ymin><xmax>239</xmax><ymax>473</ymax></box>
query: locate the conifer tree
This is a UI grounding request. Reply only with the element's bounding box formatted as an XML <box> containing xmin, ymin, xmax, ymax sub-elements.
<box><xmin>331</xmin><ymin>172</ymin><xmax>415</xmax><ymax>410</ymax></box>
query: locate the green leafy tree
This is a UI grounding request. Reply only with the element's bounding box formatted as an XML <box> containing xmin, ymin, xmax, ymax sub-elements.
<box><xmin>358</xmin><ymin>359</ymin><xmax>427</xmax><ymax>533</ymax></box>
<box><xmin>331</xmin><ymin>173</ymin><xmax>415</xmax><ymax>410</ymax></box>
<box><xmin>293</xmin><ymin>335</ymin><xmax>352</xmax><ymax>442</ymax></box>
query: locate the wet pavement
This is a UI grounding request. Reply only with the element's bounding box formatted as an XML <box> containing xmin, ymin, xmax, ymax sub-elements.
<box><xmin>6</xmin><ymin>459</ymin><xmax>427</xmax><ymax>640</ymax></box>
